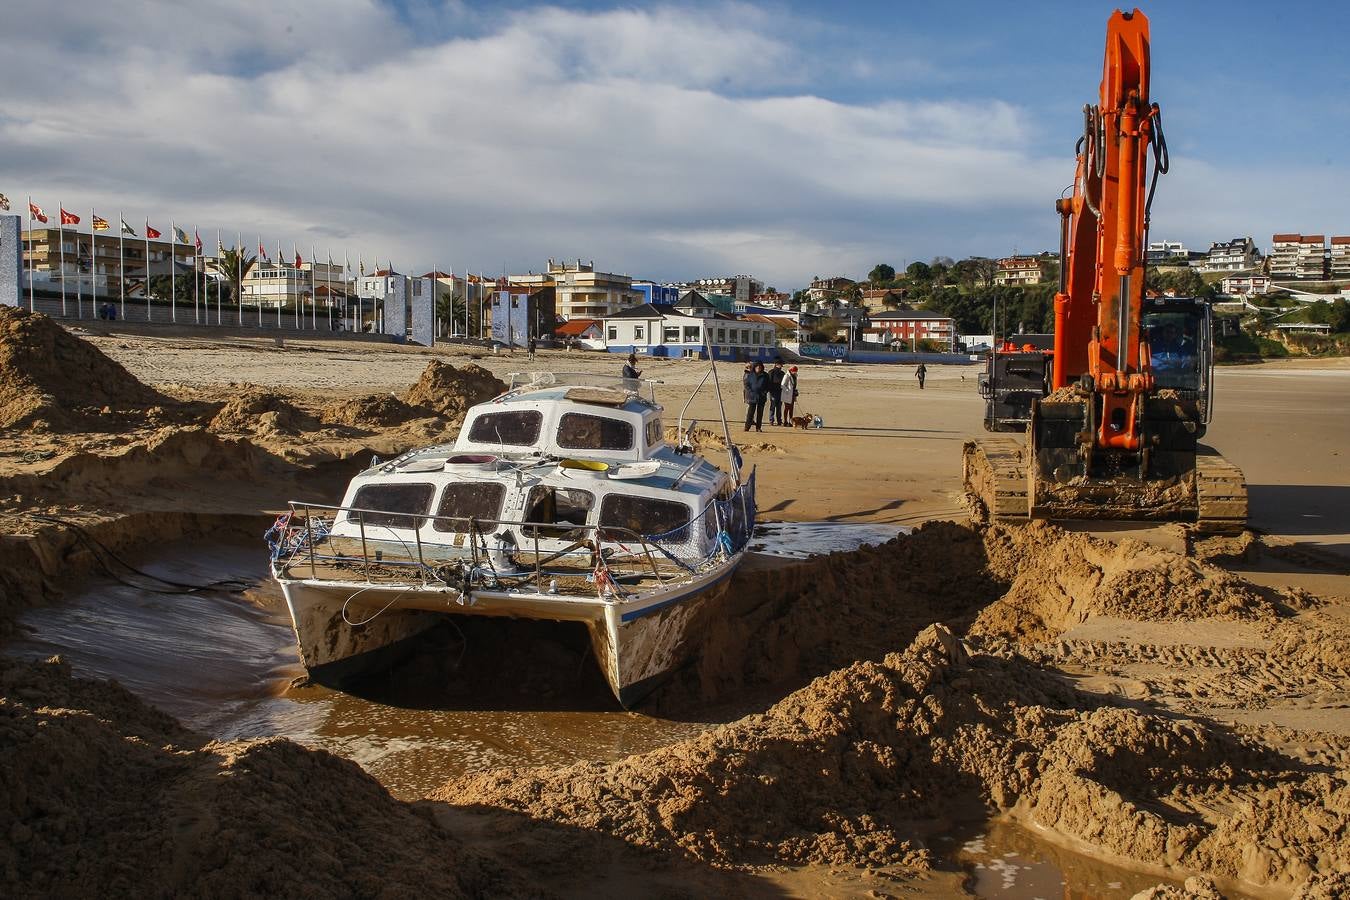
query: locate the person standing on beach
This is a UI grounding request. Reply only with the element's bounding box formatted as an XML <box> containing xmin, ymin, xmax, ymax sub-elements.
<box><xmin>781</xmin><ymin>365</ymin><xmax>799</xmax><ymax>423</ymax></box>
<box><xmin>622</xmin><ymin>354</ymin><xmax>642</xmax><ymax>384</ymax></box>
<box><xmin>916</xmin><ymin>363</ymin><xmax>927</xmax><ymax>390</ymax></box>
<box><xmin>527</xmin><ymin>336</ymin><xmax>537</xmax><ymax>361</ymax></box>
<box><xmin>743</xmin><ymin>361</ymin><xmax>769</xmax><ymax>432</ymax></box>
<box><xmin>766</xmin><ymin>358</ymin><xmax>785</xmax><ymax>426</ymax></box>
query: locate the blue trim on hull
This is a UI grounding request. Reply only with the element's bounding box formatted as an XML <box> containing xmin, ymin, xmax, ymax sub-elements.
<box><xmin>618</xmin><ymin>557</ymin><xmax>741</xmax><ymax>623</ymax></box>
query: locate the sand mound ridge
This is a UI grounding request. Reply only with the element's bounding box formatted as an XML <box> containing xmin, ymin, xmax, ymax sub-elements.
<box><xmin>320</xmin><ymin>392</ymin><xmax>423</xmax><ymax>428</ymax></box>
<box><xmin>207</xmin><ymin>389</ymin><xmax>315</xmax><ymax>435</ymax></box>
<box><xmin>438</xmin><ymin>623</ymin><xmax>1349</xmax><ymax>893</ymax></box>
<box><xmin>403</xmin><ymin>361</ymin><xmax>505</xmax><ymax>422</ymax></box>
<box><xmin>0</xmin><ymin>307</ymin><xmax>169</xmax><ymax>430</ymax></box>
<box><xmin>972</xmin><ymin>522</ymin><xmax>1285</xmax><ymax>643</ymax></box>
<box><xmin>0</xmin><ymin>655</ymin><xmax>529</xmax><ymax>897</ymax></box>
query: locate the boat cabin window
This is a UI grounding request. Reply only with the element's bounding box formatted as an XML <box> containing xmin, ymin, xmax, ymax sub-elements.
<box><xmin>523</xmin><ymin>486</ymin><xmax>594</xmax><ymax>538</ymax></box>
<box><xmin>600</xmin><ymin>494</ymin><xmax>691</xmax><ymax>541</ymax></box>
<box><xmin>645</xmin><ymin>417</ymin><xmax>663</xmax><ymax>447</ymax></box>
<box><xmin>346</xmin><ymin>483</ymin><xmax>435</xmax><ymax>529</ymax></box>
<box><xmin>431</xmin><ymin>482</ymin><xmax>506</xmax><ymax>532</ymax></box>
<box><xmin>557</xmin><ymin>412</ymin><xmax>634</xmax><ymax>451</ymax></box>
<box><xmin>468</xmin><ymin>410</ymin><xmax>543</xmax><ymax>446</ymax></box>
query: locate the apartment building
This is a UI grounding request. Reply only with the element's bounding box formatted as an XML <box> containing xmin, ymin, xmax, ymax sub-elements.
<box><xmin>866</xmin><ymin>310</ymin><xmax>956</xmax><ymax>348</ymax></box>
<box><xmin>993</xmin><ymin>256</ymin><xmax>1044</xmax><ymax>286</ymax></box>
<box><xmin>20</xmin><ymin>226</ymin><xmax>194</xmax><ymax>296</ymax></box>
<box><xmin>1145</xmin><ymin>240</ymin><xmax>1197</xmax><ymax>266</ymax></box>
<box><xmin>1269</xmin><ymin>234</ymin><xmax>1327</xmax><ymax>280</ymax></box>
<box><xmin>509</xmin><ymin>259</ymin><xmax>638</xmax><ymax>319</ymax></box>
<box><xmin>1219</xmin><ymin>274</ymin><xmax>1271</xmax><ymax>296</ymax></box>
<box><xmin>806</xmin><ymin>276</ymin><xmax>854</xmax><ymax>303</ymax></box>
<box><xmin>1329</xmin><ymin>236</ymin><xmax>1350</xmax><ymax>279</ymax></box>
<box><xmin>679</xmin><ymin>275</ymin><xmax>763</xmax><ymax>306</ymax></box>
<box><xmin>1202</xmin><ymin>237</ymin><xmax>1260</xmax><ymax>272</ymax></box>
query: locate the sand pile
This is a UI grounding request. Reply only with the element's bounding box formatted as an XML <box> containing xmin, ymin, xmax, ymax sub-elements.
<box><xmin>654</xmin><ymin>521</ymin><xmax>1001</xmax><ymax>712</ymax></box>
<box><xmin>403</xmin><ymin>361</ymin><xmax>505</xmax><ymax>422</ymax></box>
<box><xmin>0</xmin><ymin>654</ymin><xmax>532</xmax><ymax>897</ymax></box>
<box><xmin>207</xmin><ymin>389</ymin><xmax>315</xmax><ymax>436</ymax></box>
<box><xmin>0</xmin><ymin>307</ymin><xmax>170</xmax><ymax>430</ymax></box>
<box><xmin>440</xmin><ymin>623</ymin><xmax>1349</xmax><ymax>894</ymax></box>
<box><xmin>971</xmin><ymin>522</ymin><xmax>1285</xmax><ymax>643</ymax></box>
<box><xmin>320</xmin><ymin>392</ymin><xmax>423</xmax><ymax>428</ymax></box>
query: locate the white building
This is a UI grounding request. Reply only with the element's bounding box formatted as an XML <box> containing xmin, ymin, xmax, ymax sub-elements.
<box><xmin>1329</xmin><ymin>236</ymin><xmax>1350</xmax><ymax>279</ymax></box>
<box><xmin>1145</xmin><ymin>240</ymin><xmax>1193</xmax><ymax>266</ymax></box>
<box><xmin>993</xmin><ymin>256</ymin><xmax>1044</xmax><ymax>286</ymax></box>
<box><xmin>1219</xmin><ymin>274</ymin><xmax>1272</xmax><ymax>296</ymax></box>
<box><xmin>1269</xmin><ymin>234</ymin><xmax>1327</xmax><ymax>281</ymax></box>
<box><xmin>601</xmin><ymin>293</ymin><xmax>777</xmax><ymax>360</ymax></box>
<box><xmin>1202</xmin><ymin>237</ymin><xmax>1260</xmax><ymax>272</ymax></box>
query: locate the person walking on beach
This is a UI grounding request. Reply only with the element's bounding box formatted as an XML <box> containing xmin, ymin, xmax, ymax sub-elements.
<box><xmin>527</xmin><ymin>336</ymin><xmax>537</xmax><ymax>361</ymax></box>
<box><xmin>916</xmin><ymin>363</ymin><xmax>927</xmax><ymax>390</ymax></box>
<box><xmin>781</xmin><ymin>365</ymin><xmax>799</xmax><ymax>423</ymax></box>
<box><xmin>766</xmin><ymin>358</ymin><xmax>785</xmax><ymax>426</ymax></box>
<box><xmin>743</xmin><ymin>361</ymin><xmax>769</xmax><ymax>432</ymax></box>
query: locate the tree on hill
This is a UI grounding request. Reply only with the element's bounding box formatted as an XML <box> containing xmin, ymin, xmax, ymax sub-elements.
<box><xmin>906</xmin><ymin>261</ymin><xmax>933</xmax><ymax>284</ymax></box>
<box><xmin>868</xmin><ymin>263</ymin><xmax>895</xmax><ymax>285</ymax></box>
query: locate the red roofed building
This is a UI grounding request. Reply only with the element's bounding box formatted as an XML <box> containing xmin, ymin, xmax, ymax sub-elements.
<box><xmin>555</xmin><ymin>317</ymin><xmax>604</xmax><ymax>349</ymax></box>
<box><xmin>1269</xmin><ymin>233</ymin><xmax>1328</xmax><ymax>280</ymax></box>
<box><xmin>1330</xmin><ymin>236</ymin><xmax>1350</xmax><ymax>279</ymax></box>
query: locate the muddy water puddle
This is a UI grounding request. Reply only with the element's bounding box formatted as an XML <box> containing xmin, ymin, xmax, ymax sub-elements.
<box><xmin>4</xmin><ymin>537</ymin><xmax>706</xmax><ymax>799</ymax></box>
<box><xmin>5</xmin><ymin>534</ymin><xmax>1210</xmax><ymax>896</ymax></box>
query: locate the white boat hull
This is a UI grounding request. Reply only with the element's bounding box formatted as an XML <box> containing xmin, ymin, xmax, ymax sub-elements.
<box><xmin>277</xmin><ymin>552</ymin><xmax>744</xmax><ymax>707</ymax></box>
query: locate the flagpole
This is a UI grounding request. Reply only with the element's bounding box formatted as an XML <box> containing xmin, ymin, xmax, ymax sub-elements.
<box><xmin>89</xmin><ymin>207</ymin><xmax>96</xmax><ymax>320</ymax></box>
<box><xmin>144</xmin><ymin>222</ymin><xmax>151</xmax><ymax>323</ymax></box>
<box><xmin>192</xmin><ymin>229</ymin><xmax>199</xmax><ymax>324</ymax></box>
<box><xmin>58</xmin><ymin>201</ymin><xmax>67</xmax><ymax>317</ymax></box>
<box><xmin>75</xmin><ymin>214</ymin><xmax>83</xmax><ymax>320</ymax></box>
<box><xmin>215</xmin><ymin>232</ymin><xmax>222</xmax><ymax>326</ymax></box>
<box><xmin>25</xmin><ymin>197</ymin><xmax>35</xmax><ymax>312</ymax></box>
<box><xmin>310</xmin><ymin>244</ymin><xmax>316</xmax><ymax>329</ymax></box>
<box><xmin>118</xmin><ymin>210</ymin><xmax>126</xmax><ymax>320</ymax></box>
<box><xmin>169</xmin><ymin>219</ymin><xmax>177</xmax><ymax>323</ymax></box>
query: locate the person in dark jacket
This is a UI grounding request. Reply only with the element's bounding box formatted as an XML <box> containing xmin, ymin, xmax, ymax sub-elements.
<box><xmin>621</xmin><ymin>354</ymin><xmax>641</xmax><ymax>380</ymax></box>
<box><xmin>743</xmin><ymin>361</ymin><xmax>769</xmax><ymax>432</ymax></box>
<box><xmin>915</xmin><ymin>362</ymin><xmax>927</xmax><ymax>390</ymax></box>
<box><xmin>766</xmin><ymin>358</ymin><xmax>785</xmax><ymax>425</ymax></box>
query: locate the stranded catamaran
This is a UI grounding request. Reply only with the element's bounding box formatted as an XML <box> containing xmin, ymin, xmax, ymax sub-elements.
<box><xmin>267</xmin><ymin>367</ymin><xmax>755</xmax><ymax>707</ymax></box>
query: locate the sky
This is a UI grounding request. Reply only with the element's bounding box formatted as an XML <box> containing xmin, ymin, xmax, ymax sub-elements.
<box><xmin>4</xmin><ymin>1</ymin><xmax>1348</xmax><ymax>290</ymax></box>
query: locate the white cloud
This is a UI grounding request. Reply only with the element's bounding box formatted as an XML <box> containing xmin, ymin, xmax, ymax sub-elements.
<box><xmin>2</xmin><ymin>1</ymin><xmax>1207</xmax><ymax>287</ymax></box>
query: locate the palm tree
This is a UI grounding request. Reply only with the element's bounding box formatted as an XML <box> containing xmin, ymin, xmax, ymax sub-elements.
<box><xmin>218</xmin><ymin>246</ymin><xmax>257</xmax><ymax>305</ymax></box>
<box><xmin>435</xmin><ymin>285</ymin><xmax>479</xmax><ymax>337</ymax></box>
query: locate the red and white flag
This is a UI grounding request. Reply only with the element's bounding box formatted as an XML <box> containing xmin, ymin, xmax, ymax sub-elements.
<box><xmin>295</xmin><ymin>251</ymin><xmax>303</xmax><ymax>268</ymax></box>
<box><xmin>29</xmin><ymin>202</ymin><xmax>49</xmax><ymax>223</ymax></box>
<box><xmin>194</xmin><ymin>231</ymin><xmax>202</xmax><ymax>253</ymax></box>
<box><xmin>60</xmin><ymin>208</ymin><xmax>80</xmax><ymax>225</ymax></box>
<box><xmin>145</xmin><ymin>223</ymin><xmax>162</xmax><ymax>239</ymax></box>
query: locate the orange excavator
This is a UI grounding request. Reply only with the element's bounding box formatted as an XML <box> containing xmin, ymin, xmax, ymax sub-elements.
<box><xmin>963</xmin><ymin>8</ymin><xmax>1247</xmax><ymax>532</ymax></box>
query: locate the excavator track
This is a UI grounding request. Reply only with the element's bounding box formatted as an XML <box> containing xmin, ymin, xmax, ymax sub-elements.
<box><xmin>962</xmin><ymin>437</ymin><xmax>1030</xmax><ymax>524</ymax></box>
<box><xmin>1194</xmin><ymin>448</ymin><xmax>1248</xmax><ymax>534</ymax></box>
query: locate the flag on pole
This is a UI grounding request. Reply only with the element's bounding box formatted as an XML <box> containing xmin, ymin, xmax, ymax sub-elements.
<box><xmin>92</xmin><ymin>215</ymin><xmax>110</xmax><ymax>231</ymax></box>
<box><xmin>120</xmin><ymin>218</ymin><xmax>136</xmax><ymax>236</ymax></box>
<box><xmin>173</xmin><ymin>225</ymin><xmax>188</xmax><ymax>244</ymax></box>
<box><xmin>145</xmin><ymin>224</ymin><xmax>162</xmax><ymax>239</ymax></box>
<box><xmin>295</xmin><ymin>251</ymin><xmax>303</xmax><ymax>268</ymax></box>
<box><xmin>29</xmin><ymin>203</ymin><xmax>49</xmax><ymax>223</ymax></box>
<box><xmin>359</xmin><ymin>257</ymin><xmax>365</xmax><ymax>276</ymax></box>
<box><xmin>0</xmin><ymin>194</ymin><xmax>10</xmax><ymax>211</ymax></box>
<box><xmin>217</xmin><ymin>238</ymin><xmax>225</xmax><ymax>253</ymax></box>
<box><xmin>258</xmin><ymin>239</ymin><xmax>266</xmax><ymax>259</ymax></box>
<box><xmin>194</xmin><ymin>231</ymin><xmax>202</xmax><ymax>253</ymax></box>
<box><xmin>60</xmin><ymin>208</ymin><xmax>80</xmax><ymax>225</ymax></box>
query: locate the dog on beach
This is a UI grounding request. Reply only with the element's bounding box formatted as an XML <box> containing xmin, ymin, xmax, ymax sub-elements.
<box><xmin>791</xmin><ymin>415</ymin><xmax>811</xmax><ymax>430</ymax></box>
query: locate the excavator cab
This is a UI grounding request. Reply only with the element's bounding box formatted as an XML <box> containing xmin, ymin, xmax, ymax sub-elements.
<box><xmin>1141</xmin><ymin>296</ymin><xmax>1213</xmax><ymax>429</ymax></box>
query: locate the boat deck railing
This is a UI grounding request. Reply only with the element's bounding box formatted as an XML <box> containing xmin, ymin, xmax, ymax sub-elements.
<box><xmin>267</xmin><ymin>491</ymin><xmax>752</xmax><ymax>600</ymax></box>
<box><xmin>503</xmin><ymin>371</ymin><xmax>664</xmax><ymax>404</ymax></box>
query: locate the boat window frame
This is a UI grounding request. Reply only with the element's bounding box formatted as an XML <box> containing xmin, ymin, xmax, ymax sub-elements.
<box><xmin>522</xmin><ymin>485</ymin><xmax>596</xmax><ymax>539</ymax></box>
<box><xmin>430</xmin><ymin>481</ymin><xmax>507</xmax><ymax>533</ymax></box>
<box><xmin>467</xmin><ymin>409</ymin><xmax>544</xmax><ymax>446</ymax></box>
<box><xmin>345</xmin><ymin>482</ymin><xmax>437</xmax><ymax>530</ymax></box>
<box><xmin>556</xmin><ymin>411</ymin><xmax>635</xmax><ymax>451</ymax></box>
<box><xmin>645</xmin><ymin>417</ymin><xmax>663</xmax><ymax>447</ymax></box>
<box><xmin>599</xmin><ymin>493</ymin><xmax>693</xmax><ymax>543</ymax></box>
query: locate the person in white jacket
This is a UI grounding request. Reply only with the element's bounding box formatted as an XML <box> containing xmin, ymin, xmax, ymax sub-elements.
<box><xmin>781</xmin><ymin>366</ymin><xmax>799</xmax><ymax>424</ymax></box>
